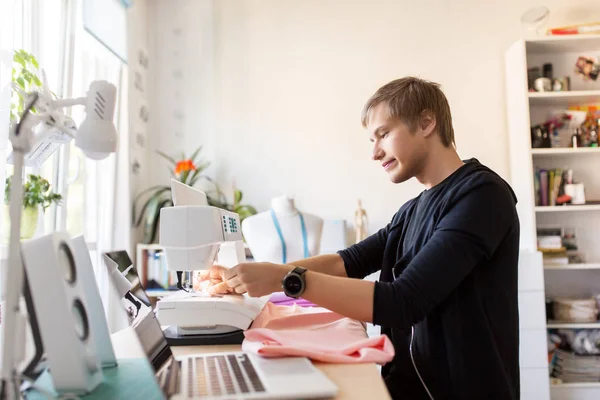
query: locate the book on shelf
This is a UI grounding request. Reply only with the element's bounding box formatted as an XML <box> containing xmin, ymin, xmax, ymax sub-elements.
<box><xmin>544</xmin><ymin>252</ymin><xmax>570</xmax><ymax>265</ymax></box>
<box><xmin>534</xmin><ymin>168</ymin><xmax>563</xmax><ymax>206</ymax></box>
<box><xmin>551</xmin><ymin>350</ymin><xmax>600</xmax><ymax>384</ymax></box>
<box><xmin>538</xmin><ymin>236</ymin><xmax>563</xmax><ymax>249</ymax></box>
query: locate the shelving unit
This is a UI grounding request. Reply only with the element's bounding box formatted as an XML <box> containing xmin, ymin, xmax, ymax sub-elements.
<box><xmin>552</xmin><ymin>383</ymin><xmax>600</xmax><ymax>389</ymax></box>
<box><xmin>547</xmin><ymin>322</ymin><xmax>600</xmax><ymax>329</ymax></box>
<box><xmin>528</xmin><ymin>90</ymin><xmax>600</xmax><ymax>106</ymax></box>
<box><xmin>544</xmin><ymin>263</ymin><xmax>600</xmax><ymax>270</ymax></box>
<box><xmin>535</xmin><ymin>205</ymin><xmax>600</xmax><ymax>212</ymax></box>
<box><xmin>531</xmin><ymin>147</ymin><xmax>600</xmax><ymax>155</ymax></box>
<box><xmin>506</xmin><ymin>34</ymin><xmax>600</xmax><ymax>400</ymax></box>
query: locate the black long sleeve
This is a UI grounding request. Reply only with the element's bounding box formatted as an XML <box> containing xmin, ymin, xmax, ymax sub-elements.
<box><xmin>335</xmin><ymin>159</ymin><xmax>520</xmax><ymax>400</ymax></box>
<box><xmin>338</xmin><ymin>225</ymin><xmax>389</xmax><ymax>279</ymax></box>
<box><xmin>373</xmin><ymin>181</ymin><xmax>514</xmax><ymax>330</ymax></box>
<box><xmin>338</xmin><ymin>205</ymin><xmax>408</xmax><ymax>279</ymax></box>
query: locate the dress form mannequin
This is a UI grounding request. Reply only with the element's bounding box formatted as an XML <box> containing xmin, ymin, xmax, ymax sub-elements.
<box><xmin>242</xmin><ymin>195</ymin><xmax>324</xmax><ymax>264</ymax></box>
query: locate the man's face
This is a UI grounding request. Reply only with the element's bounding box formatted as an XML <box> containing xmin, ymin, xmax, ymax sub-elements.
<box><xmin>367</xmin><ymin>103</ymin><xmax>428</xmax><ymax>184</ymax></box>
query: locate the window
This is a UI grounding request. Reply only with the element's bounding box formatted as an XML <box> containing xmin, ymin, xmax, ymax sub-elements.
<box><xmin>2</xmin><ymin>0</ymin><xmax>128</xmax><ymax>271</ymax></box>
<box><xmin>1</xmin><ymin>0</ymin><xmax>67</xmax><ymax>241</ymax></box>
<box><xmin>64</xmin><ymin>19</ymin><xmax>125</xmax><ymax>243</ymax></box>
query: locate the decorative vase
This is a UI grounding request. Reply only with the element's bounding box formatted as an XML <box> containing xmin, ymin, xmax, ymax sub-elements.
<box><xmin>2</xmin><ymin>205</ymin><xmax>39</xmax><ymax>242</ymax></box>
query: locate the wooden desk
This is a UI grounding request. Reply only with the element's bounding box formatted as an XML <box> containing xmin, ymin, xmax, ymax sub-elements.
<box><xmin>112</xmin><ymin>328</ymin><xmax>390</xmax><ymax>400</ymax></box>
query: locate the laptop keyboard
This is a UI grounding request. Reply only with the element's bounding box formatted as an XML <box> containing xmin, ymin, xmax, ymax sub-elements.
<box><xmin>187</xmin><ymin>354</ymin><xmax>266</xmax><ymax>398</ymax></box>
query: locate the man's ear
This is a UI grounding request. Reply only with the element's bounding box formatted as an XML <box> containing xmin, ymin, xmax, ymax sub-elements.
<box><xmin>420</xmin><ymin>110</ymin><xmax>437</xmax><ymax>138</ymax></box>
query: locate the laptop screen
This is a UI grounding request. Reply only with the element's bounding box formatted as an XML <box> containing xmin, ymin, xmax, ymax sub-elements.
<box><xmin>103</xmin><ymin>250</ymin><xmax>173</xmax><ymax>372</ymax></box>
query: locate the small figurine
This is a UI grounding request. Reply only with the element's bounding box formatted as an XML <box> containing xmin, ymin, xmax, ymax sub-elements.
<box><xmin>354</xmin><ymin>199</ymin><xmax>368</xmax><ymax>243</ymax></box>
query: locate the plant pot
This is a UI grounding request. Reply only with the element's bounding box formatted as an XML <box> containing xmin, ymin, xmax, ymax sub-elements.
<box><xmin>3</xmin><ymin>205</ymin><xmax>39</xmax><ymax>242</ymax></box>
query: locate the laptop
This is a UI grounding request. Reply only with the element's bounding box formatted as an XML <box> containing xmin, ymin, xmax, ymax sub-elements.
<box><xmin>103</xmin><ymin>250</ymin><xmax>339</xmax><ymax>399</ymax></box>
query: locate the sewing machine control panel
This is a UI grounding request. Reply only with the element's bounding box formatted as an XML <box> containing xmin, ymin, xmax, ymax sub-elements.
<box><xmin>222</xmin><ymin>215</ymin><xmax>239</xmax><ymax>234</ymax></box>
<box><xmin>218</xmin><ymin>209</ymin><xmax>242</xmax><ymax>242</ymax></box>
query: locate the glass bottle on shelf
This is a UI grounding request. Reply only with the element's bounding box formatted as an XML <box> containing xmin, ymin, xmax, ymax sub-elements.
<box><xmin>571</xmin><ymin>128</ymin><xmax>582</xmax><ymax>148</ymax></box>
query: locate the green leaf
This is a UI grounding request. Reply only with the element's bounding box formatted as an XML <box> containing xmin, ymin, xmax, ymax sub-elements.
<box><xmin>195</xmin><ymin>160</ymin><xmax>210</xmax><ymax>174</ymax></box>
<box><xmin>236</xmin><ymin>205</ymin><xmax>258</xmax><ymax>222</ymax></box>
<box><xmin>155</xmin><ymin>150</ymin><xmax>177</xmax><ymax>167</ymax></box>
<box><xmin>5</xmin><ymin>174</ymin><xmax>61</xmax><ymax>209</ymax></box>
<box><xmin>31</xmin><ymin>57</ymin><xmax>39</xmax><ymax>69</ymax></box>
<box><xmin>188</xmin><ymin>168</ymin><xmax>202</xmax><ymax>186</ymax></box>
<box><xmin>32</xmin><ymin>76</ymin><xmax>42</xmax><ymax>87</ymax></box>
<box><xmin>14</xmin><ymin>55</ymin><xmax>26</xmax><ymax>68</ymax></box>
<box><xmin>133</xmin><ymin>185</ymin><xmax>171</xmax><ymax>203</ymax></box>
<box><xmin>143</xmin><ymin>197</ymin><xmax>173</xmax><ymax>243</ymax></box>
<box><xmin>234</xmin><ymin>189</ymin><xmax>242</xmax><ymax>205</ymax></box>
<box><xmin>16</xmin><ymin>77</ymin><xmax>25</xmax><ymax>88</ymax></box>
<box><xmin>181</xmin><ymin>169</ymin><xmax>190</xmax><ymax>185</ymax></box>
<box><xmin>133</xmin><ymin>187</ymin><xmax>171</xmax><ymax>227</ymax></box>
<box><xmin>189</xmin><ymin>146</ymin><xmax>202</xmax><ymax>164</ymax></box>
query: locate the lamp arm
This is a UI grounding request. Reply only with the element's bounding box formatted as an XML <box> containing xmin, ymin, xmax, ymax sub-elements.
<box><xmin>0</xmin><ymin>92</ymin><xmax>48</xmax><ymax>400</ymax></box>
<box><xmin>0</xmin><ymin>149</ymin><xmax>26</xmax><ymax>400</ymax></box>
<box><xmin>53</xmin><ymin>97</ymin><xmax>85</xmax><ymax>108</ymax></box>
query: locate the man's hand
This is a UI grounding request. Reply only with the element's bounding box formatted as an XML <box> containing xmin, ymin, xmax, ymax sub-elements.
<box><xmin>225</xmin><ymin>262</ymin><xmax>292</xmax><ymax>297</ymax></box>
<box><xmin>196</xmin><ymin>265</ymin><xmax>236</xmax><ymax>296</ymax></box>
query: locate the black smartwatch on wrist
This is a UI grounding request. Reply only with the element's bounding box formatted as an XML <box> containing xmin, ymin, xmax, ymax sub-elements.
<box><xmin>282</xmin><ymin>266</ymin><xmax>307</xmax><ymax>298</ymax></box>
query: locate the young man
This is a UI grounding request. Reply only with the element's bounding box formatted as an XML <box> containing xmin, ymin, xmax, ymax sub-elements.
<box><xmin>200</xmin><ymin>77</ymin><xmax>520</xmax><ymax>399</ymax></box>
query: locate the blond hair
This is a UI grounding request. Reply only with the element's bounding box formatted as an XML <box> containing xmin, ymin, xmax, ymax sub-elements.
<box><xmin>361</xmin><ymin>77</ymin><xmax>455</xmax><ymax>147</ymax></box>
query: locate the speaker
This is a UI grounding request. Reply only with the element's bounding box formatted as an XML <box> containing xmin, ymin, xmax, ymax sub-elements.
<box><xmin>21</xmin><ymin>232</ymin><xmax>103</xmax><ymax>394</ymax></box>
<box><xmin>71</xmin><ymin>235</ymin><xmax>117</xmax><ymax>367</ymax></box>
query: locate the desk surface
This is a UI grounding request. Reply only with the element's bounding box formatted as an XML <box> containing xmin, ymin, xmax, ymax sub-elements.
<box><xmin>112</xmin><ymin>328</ymin><xmax>390</xmax><ymax>400</ymax></box>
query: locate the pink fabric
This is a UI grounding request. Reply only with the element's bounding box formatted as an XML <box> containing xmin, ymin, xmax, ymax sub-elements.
<box><xmin>268</xmin><ymin>291</ymin><xmax>317</xmax><ymax>307</ymax></box>
<box><xmin>242</xmin><ymin>303</ymin><xmax>395</xmax><ymax>365</ymax></box>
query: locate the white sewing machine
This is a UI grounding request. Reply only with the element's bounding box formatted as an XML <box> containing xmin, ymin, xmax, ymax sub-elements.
<box><xmin>157</xmin><ymin>180</ymin><xmax>268</xmax><ymax>345</ymax></box>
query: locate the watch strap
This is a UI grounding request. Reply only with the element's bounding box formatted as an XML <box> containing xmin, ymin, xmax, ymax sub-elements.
<box><xmin>291</xmin><ymin>266</ymin><xmax>307</xmax><ymax>276</ymax></box>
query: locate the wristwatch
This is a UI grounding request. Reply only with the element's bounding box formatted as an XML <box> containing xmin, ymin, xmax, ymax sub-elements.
<box><xmin>281</xmin><ymin>266</ymin><xmax>307</xmax><ymax>298</ymax></box>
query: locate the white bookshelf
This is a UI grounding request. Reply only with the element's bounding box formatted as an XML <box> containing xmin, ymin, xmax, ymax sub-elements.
<box><xmin>528</xmin><ymin>90</ymin><xmax>600</xmax><ymax>106</ymax></box>
<box><xmin>531</xmin><ymin>147</ymin><xmax>600</xmax><ymax>155</ymax></box>
<box><xmin>535</xmin><ymin>205</ymin><xmax>600</xmax><ymax>212</ymax></box>
<box><xmin>552</xmin><ymin>383</ymin><xmax>600</xmax><ymax>389</ymax></box>
<box><xmin>546</xmin><ymin>322</ymin><xmax>600</xmax><ymax>329</ymax></box>
<box><xmin>506</xmin><ymin>34</ymin><xmax>600</xmax><ymax>400</ymax></box>
<box><xmin>544</xmin><ymin>263</ymin><xmax>600</xmax><ymax>270</ymax></box>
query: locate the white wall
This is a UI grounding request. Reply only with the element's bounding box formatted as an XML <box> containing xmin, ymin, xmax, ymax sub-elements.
<box><xmin>127</xmin><ymin>0</ymin><xmax>154</xmax><ymax>248</ymax></box>
<box><xmin>147</xmin><ymin>0</ymin><xmax>600</xmax><ymax>234</ymax></box>
<box><xmin>147</xmin><ymin>0</ymin><xmax>217</xmax><ymax>193</ymax></box>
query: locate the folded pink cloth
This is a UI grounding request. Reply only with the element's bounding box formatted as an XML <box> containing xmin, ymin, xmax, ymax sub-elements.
<box><xmin>268</xmin><ymin>291</ymin><xmax>317</xmax><ymax>307</ymax></box>
<box><xmin>242</xmin><ymin>303</ymin><xmax>395</xmax><ymax>365</ymax></box>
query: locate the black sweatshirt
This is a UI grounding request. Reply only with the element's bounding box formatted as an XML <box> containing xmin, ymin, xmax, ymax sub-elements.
<box><xmin>338</xmin><ymin>159</ymin><xmax>520</xmax><ymax>399</ymax></box>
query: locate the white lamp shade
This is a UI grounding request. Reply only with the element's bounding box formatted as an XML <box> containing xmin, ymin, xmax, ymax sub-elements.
<box><xmin>75</xmin><ymin>118</ymin><xmax>118</xmax><ymax>159</ymax></box>
<box><xmin>75</xmin><ymin>80</ymin><xmax>118</xmax><ymax>160</ymax></box>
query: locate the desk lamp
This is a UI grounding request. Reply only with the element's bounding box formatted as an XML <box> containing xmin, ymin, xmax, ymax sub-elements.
<box><xmin>0</xmin><ymin>73</ymin><xmax>118</xmax><ymax>399</ymax></box>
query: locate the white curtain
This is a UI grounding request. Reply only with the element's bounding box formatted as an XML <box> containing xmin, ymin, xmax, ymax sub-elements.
<box><xmin>0</xmin><ymin>1</ymin><xmax>16</xmax><ymax>301</ymax></box>
<box><xmin>69</xmin><ymin>20</ymin><xmax>130</xmax><ymax>331</ymax></box>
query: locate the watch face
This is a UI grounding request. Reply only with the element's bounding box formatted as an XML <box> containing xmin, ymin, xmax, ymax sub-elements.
<box><xmin>285</xmin><ymin>274</ymin><xmax>303</xmax><ymax>294</ymax></box>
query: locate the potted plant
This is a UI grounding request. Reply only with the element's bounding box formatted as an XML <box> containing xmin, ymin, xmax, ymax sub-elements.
<box><xmin>133</xmin><ymin>146</ymin><xmax>258</xmax><ymax>243</ymax></box>
<box><xmin>4</xmin><ymin>174</ymin><xmax>62</xmax><ymax>240</ymax></box>
<box><xmin>11</xmin><ymin>49</ymin><xmax>43</xmax><ymax>123</ymax></box>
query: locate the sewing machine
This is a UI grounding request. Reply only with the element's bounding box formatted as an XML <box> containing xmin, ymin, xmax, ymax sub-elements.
<box><xmin>157</xmin><ymin>180</ymin><xmax>268</xmax><ymax>345</ymax></box>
